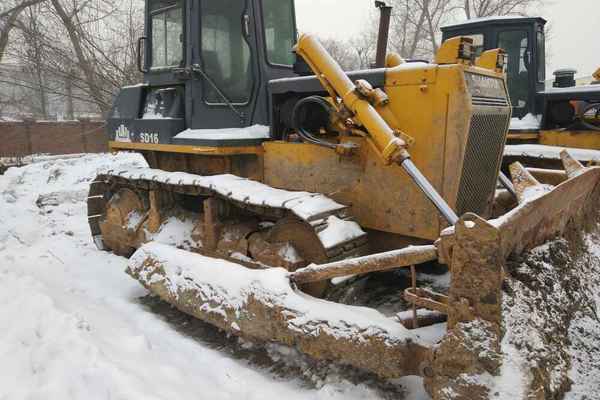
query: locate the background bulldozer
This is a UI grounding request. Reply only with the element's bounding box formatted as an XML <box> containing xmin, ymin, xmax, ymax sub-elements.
<box><xmin>442</xmin><ymin>17</ymin><xmax>600</xmax><ymax>169</ymax></box>
<box><xmin>88</xmin><ymin>1</ymin><xmax>600</xmax><ymax>398</ymax></box>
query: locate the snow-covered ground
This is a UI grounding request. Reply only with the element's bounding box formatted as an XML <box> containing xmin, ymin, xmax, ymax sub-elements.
<box><xmin>0</xmin><ymin>153</ymin><xmax>428</xmax><ymax>400</ymax></box>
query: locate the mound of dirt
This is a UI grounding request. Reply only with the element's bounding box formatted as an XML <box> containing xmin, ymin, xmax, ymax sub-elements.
<box><xmin>501</xmin><ymin>221</ymin><xmax>600</xmax><ymax>399</ymax></box>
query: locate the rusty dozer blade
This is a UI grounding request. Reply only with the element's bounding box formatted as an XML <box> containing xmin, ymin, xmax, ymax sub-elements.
<box><xmin>497</xmin><ymin>164</ymin><xmax>600</xmax><ymax>257</ymax></box>
<box><xmin>126</xmin><ymin>242</ymin><xmax>438</xmax><ymax>379</ymax></box>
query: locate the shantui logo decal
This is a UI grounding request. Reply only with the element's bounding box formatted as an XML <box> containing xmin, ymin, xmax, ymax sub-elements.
<box><xmin>115</xmin><ymin>124</ymin><xmax>132</xmax><ymax>143</ymax></box>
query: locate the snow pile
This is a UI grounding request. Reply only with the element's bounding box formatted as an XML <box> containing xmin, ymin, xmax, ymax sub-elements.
<box><xmin>175</xmin><ymin>125</ymin><xmax>270</xmax><ymax>140</ymax></box>
<box><xmin>566</xmin><ymin>315</ymin><xmax>600</xmax><ymax>399</ymax></box>
<box><xmin>510</xmin><ymin>113</ymin><xmax>541</xmax><ymax>130</ymax></box>
<box><xmin>147</xmin><ymin>216</ymin><xmax>202</xmax><ymax>250</ymax></box>
<box><xmin>393</xmin><ymin>62</ymin><xmax>429</xmax><ymax>70</ymax></box>
<box><xmin>318</xmin><ymin>216</ymin><xmax>365</xmax><ymax>249</ymax></box>
<box><xmin>278</xmin><ymin>243</ymin><xmax>303</xmax><ymax>263</ymax></box>
<box><xmin>0</xmin><ymin>152</ymin><xmax>428</xmax><ymax>399</ymax></box>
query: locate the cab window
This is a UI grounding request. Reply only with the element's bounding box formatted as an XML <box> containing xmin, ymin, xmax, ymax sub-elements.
<box><xmin>498</xmin><ymin>30</ymin><xmax>530</xmax><ymax>113</ymax></box>
<box><xmin>537</xmin><ymin>30</ymin><xmax>546</xmax><ymax>83</ymax></box>
<box><xmin>150</xmin><ymin>0</ymin><xmax>184</xmax><ymax>68</ymax></box>
<box><xmin>261</xmin><ymin>0</ymin><xmax>296</xmax><ymax>66</ymax></box>
<box><xmin>201</xmin><ymin>0</ymin><xmax>253</xmax><ymax>104</ymax></box>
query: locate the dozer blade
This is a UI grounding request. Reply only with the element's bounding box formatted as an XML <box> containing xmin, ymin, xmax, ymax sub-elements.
<box><xmin>493</xmin><ymin>166</ymin><xmax>600</xmax><ymax>258</ymax></box>
<box><xmin>126</xmin><ymin>242</ymin><xmax>438</xmax><ymax>379</ymax></box>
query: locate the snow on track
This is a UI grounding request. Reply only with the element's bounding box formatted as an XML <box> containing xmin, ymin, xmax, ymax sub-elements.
<box><xmin>105</xmin><ymin>167</ymin><xmax>352</xmax><ymax>222</ymax></box>
<box><xmin>0</xmin><ymin>153</ymin><xmax>428</xmax><ymax>400</ymax></box>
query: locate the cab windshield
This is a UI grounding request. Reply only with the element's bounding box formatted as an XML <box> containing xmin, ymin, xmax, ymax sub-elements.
<box><xmin>261</xmin><ymin>0</ymin><xmax>296</xmax><ymax>66</ymax></box>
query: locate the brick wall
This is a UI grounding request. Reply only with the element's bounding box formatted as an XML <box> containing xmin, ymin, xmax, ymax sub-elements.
<box><xmin>0</xmin><ymin>120</ymin><xmax>108</xmax><ymax>157</ymax></box>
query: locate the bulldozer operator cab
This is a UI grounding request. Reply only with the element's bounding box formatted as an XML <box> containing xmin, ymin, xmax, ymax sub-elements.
<box><xmin>442</xmin><ymin>17</ymin><xmax>547</xmax><ymax>119</ymax></box>
<box><xmin>108</xmin><ymin>0</ymin><xmax>298</xmax><ymax>147</ymax></box>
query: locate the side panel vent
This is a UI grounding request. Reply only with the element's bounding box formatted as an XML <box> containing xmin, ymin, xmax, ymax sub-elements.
<box><xmin>456</xmin><ymin>106</ymin><xmax>511</xmax><ymax>216</ymax></box>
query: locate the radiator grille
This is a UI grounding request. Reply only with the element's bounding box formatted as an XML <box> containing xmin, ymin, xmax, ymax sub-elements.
<box><xmin>456</xmin><ymin>107</ymin><xmax>511</xmax><ymax>216</ymax></box>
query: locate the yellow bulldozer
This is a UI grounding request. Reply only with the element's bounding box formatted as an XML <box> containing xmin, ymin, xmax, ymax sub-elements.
<box><xmin>87</xmin><ymin>1</ymin><xmax>600</xmax><ymax>398</ymax></box>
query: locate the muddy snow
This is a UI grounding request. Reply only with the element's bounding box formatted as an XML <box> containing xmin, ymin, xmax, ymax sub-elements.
<box><xmin>0</xmin><ymin>153</ymin><xmax>428</xmax><ymax>400</ymax></box>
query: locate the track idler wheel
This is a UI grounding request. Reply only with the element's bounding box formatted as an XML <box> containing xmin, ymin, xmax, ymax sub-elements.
<box><xmin>265</xmin><ymin>217</ymin><xmax>330</xmax><ymax>298</ymax></box>
<box><xmin>99</xmin><ymin>188</ymin><xmax>147</xmax><ymax>257</ymax></box>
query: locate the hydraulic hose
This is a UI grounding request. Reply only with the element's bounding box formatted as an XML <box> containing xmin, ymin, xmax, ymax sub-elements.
<box><xmin>291</xmin><ymin>96</ymin><xmax>337</xmax><ymax>150</ymax></box>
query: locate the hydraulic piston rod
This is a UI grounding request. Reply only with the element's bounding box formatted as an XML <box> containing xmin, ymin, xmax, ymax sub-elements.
<box><xmin>401</xmin><ymin>159</ymin><xmax>459</xmax><ymax>225</ymax></box>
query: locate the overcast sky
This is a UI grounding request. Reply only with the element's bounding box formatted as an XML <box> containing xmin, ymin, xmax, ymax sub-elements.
<box><xmin>296</xmin><ymin>0</ymin><xmax>600</xmax><ymax>78</ymax></box>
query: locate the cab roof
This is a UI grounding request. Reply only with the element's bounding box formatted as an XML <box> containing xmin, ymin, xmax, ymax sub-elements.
<box><xmin>442</xmin><ymin>16</ymin><xmax>547</xmax><ymax>31</ymax></box>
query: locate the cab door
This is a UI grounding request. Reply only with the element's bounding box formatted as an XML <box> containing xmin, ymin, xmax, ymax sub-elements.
<box><xmin>188</xmin><ymin>0</ymin><xmax>260</xmax><ymax>130</ymax></box>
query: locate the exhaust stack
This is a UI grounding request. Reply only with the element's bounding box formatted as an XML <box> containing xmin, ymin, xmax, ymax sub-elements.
<box><xmin>374</xmin><ymin>1</ymin><xmax>393</xmax><ymax>68</ymax></box>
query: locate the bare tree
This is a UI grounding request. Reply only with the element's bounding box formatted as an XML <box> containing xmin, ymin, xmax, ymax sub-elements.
<box><xmin>19</xmin><ymin>4</ymin><xmax>51</xmax><ymax>118</ymax></box>
<box><xmin>2</xmin><ymin>0</ymin><xmax>143</xmax><ymax>118</ymax></box>
<box><xmin>0</xmin><ymin>0</ymin><xmax>45</xmax><ymax>63</ymax></box>
<box><xmin>320</xmin><ymin>38</ymin><xmax>361</xmax><ymax>71</ymax></box>
<box><xmin>421</xmin><ymin>0</ymin><xmax>458</xmax><ymax>53</ymax></box>
<box><xmin>49</xmin><ymin>0</ymin><xmax>116</xmax><ymax>114</ymax></box>
<box><xmin>386</xmin><ymin>0</ymin><xmax>447</xmax><ymax>60</ymax></box>
<box><xmin>384</xmin><ymin>0</ymin><xmax>544</xmax><ymax>61</ymax></box>
<box><xmin>462</xmin><ymin>0</ymin><xmax>541</xmax><ymax>18</ymax></box>
<box><xmin>350</xmin><ymin>27</ymin><xmax>379</xmax><ymax>69</ymax></box>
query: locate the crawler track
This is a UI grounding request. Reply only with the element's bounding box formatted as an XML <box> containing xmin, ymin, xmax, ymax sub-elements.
<box><xmin>87</xmin><ymin>168</ymin><xmax>368</xmax><ymax>263</ymax></box>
